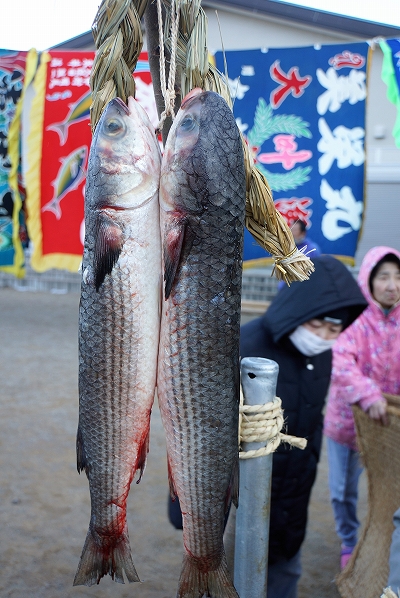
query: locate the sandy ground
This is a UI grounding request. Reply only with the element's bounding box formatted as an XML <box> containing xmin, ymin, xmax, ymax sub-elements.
<box><xmin>0</xmin><ymin>288</ymin><xmax>367</xmax><ymax>598</ymax></box>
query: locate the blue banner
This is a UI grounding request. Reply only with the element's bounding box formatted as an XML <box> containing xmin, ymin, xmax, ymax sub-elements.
<box><xmin>215</xmin><ymin>42</ymin><xmax>369</xmax><ymax>264</ymax></box>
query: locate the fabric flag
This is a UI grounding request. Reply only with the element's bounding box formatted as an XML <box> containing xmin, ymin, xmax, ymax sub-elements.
<box><xmin>380</xmin><ymin>38</ymin><xmax>400</xmax><ymax>149</ymax></box>
<box><xmin>0</xmin><ymin>49</ymin><xmax>37</xmax><ymax>277</ymax></box>
<box><xmin>26</xmin><ymin>50</ymin><xmax>157</xmax><ymax>273</ymax></box>
<box><xmin>215</xmin><ymin>42</ymin><xmax>370</xmax><ymax>267</ymax></box>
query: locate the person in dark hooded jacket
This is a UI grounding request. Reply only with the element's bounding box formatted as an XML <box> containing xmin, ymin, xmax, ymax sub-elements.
<box><xmin>240</xmin><ymin>255</ymin><xmax>367</xmax><ymax>598</ymax></box>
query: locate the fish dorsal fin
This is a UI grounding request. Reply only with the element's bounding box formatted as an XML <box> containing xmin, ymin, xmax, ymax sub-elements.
<box><xmin>94</xmin><ymin>212</ymin><xmax>124</xmax><ymax>291</ymax></box>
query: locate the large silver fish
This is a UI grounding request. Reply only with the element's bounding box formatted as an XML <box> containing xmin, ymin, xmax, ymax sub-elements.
<box><xmin>74</xmin><ymin>97</ymin><xmax>161</xmax><ymax>586</ymax></box>
<box><xmin>157</xmin><ymin>89</ymin><xmax>246</xmax><ymax>598</ymax></box>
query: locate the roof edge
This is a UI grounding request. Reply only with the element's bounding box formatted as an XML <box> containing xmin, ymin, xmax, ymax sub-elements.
<box><xmin>203</xmin><ymin>0</ymin><xmax>400</xmax><ymax>38</ymax></box>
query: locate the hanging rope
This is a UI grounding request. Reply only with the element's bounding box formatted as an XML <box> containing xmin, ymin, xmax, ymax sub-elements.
<box><xmin>89</xmin><ymin>0</ymin><xmax>148</xmax><ymax>132</ymax></box>
<box><xmin>238</xmin><ymin>389</ymin><xmax>307</xmax><ymax>460</ymax></box>
<box><xmin>156</xmin><ymin>0</ymin><xmax>180</xmax><ymax>129</ymax></box>
<box><xmin>88</xmin><ymin>0</ymin><xmax>314</xmax><ymax>284</ymax></box>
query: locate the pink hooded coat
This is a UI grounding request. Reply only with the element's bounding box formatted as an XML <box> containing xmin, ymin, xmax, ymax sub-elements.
<box><xmin>324</xmin><ymin>246</ymin><xmax>400</xmax><ymax>451</ymax></box>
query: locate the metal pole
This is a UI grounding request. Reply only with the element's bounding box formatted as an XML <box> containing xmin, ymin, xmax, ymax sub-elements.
<box><xmin>233</xmin><ymin>357</ymin><xmax>279</xmax><ymax>598</ymax></box>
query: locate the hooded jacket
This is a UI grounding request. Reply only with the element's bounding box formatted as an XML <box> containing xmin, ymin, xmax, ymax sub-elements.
<box><xmin>324</xmin><ymin>246</ymin><xmax>400</xmax><ymax>451</ymax></box>
<box><xmin>240</xmin><ymin>255</ymin><xmax>367</xmax><ymax>564</ymax></box>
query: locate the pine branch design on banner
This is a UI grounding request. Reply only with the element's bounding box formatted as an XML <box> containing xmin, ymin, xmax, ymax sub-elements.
<box><xmin>258</xmin><ymin>165</ymin><xmax>312</xmax><ymax>192</ymax></box>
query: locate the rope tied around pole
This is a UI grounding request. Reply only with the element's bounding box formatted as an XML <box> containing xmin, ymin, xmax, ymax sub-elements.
<box><xmin>156</xmin><ymin>0</ymin><xmax>180</xmax><ymax>130</ymax></box>
<box><xmin>239</xmin><ymin>393</ymin><xmax>307</xmax><ymax>460</ymax></box>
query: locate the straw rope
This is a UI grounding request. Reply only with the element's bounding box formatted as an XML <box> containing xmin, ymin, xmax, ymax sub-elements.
<box><xmin>156</xmin><ymin>0</ymin><xmax>180</xmax><ymax>129</ymax></box>
<box><xmin>381</xmin><ymin>589</ymin><xmax>399</xmax><ymax>598</ymax></box>
<box><xmin>89</xmin><ymin>0</ymin><xmax>314</xmax><ymax>283</ymax></box>
<box><xmin>239</xmin><ymin>389</ymin><xmax>307</xmax><ymax>459</ymax></box>
<box><xmin>89</xmin><ymin>0</ymin><xmax>148</xmax><ymax>131</ymax></box>
<box><xmin>161</xmin><ymin>0</ymin><xmax>314</xmax><ymax>284</ymax></box>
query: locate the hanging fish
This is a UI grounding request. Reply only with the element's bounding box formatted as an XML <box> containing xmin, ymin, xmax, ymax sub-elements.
<box><xmin>157</xmin><ymin>89</ymin><xmax>246</xmax><ymax>598</ymax></box>
<box><xmin>74</xmin><ymin>96</ymin><xmax>162</xmax><ymax>587</ymax></box>
<box><xmin>42</xmin><ymin>146</ymin><xmax>87</xmax><ymax>219</ymax></box>
<box><xmin>47</xmin><ymin>91</ymin><xmax>91</xmax><ymax>145</ymax></box>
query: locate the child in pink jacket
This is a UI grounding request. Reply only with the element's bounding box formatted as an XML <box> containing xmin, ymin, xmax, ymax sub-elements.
<box><xmin>324</xmin><ymin>246</ymin><xmax>400</xmax><ymax>570</ymax></box>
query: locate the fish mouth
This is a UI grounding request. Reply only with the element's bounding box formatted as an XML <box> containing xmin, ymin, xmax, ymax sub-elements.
<box><xmin>101</xmin><ymin>193</ymin><xmax>158</xmax><ymax>212</ymax></box>
<box><xmin>110</xmin><ymin>97</ymin><xmax>130</xmax><ymax>115</ymax></box>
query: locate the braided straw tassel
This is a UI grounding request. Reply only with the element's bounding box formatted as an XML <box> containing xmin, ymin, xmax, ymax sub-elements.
<box><xmin>89</xmin><ymin>0</ymin><xmax>148</xmax><ymax>132</ymax></box>
<box><xmin>161</xmin><ymin>0</ymin><xmax>314</xmax><ymax>284</ymax></box>
<box><xmin>89</xmin><ymin>0</ymin><xmax>314</xmax><ymax>284</ymax></box>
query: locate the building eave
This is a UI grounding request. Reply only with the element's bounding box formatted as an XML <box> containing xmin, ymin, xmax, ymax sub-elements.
<box><xmin>51</xmin><ymin>31</ymin><xmax>94</xmax><ymax>50</ymax></box>
<box><xmin>51</xmin><ymin>0</ymin><xmax>400</xmax><ymax>50</ymax></box>
<box><xmin>203</xmin><ymin>0</ymin><xmax>400</xmax><ymax>38</ymax></box>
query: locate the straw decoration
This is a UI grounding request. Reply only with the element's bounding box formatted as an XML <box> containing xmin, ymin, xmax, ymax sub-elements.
<box><xmin>161</xmin><ymin>0</ymin><xmax>314</xmax><ymax>284</ymax></box>
<box><xmin>89</xmin><ymin>0</ymin><xmax>148</xmax><ymax>132</ymax></box>
<box><xmin>89</xmin><ymin>0</ymin><xmax>314</xmax><ymax>284</ymax></box>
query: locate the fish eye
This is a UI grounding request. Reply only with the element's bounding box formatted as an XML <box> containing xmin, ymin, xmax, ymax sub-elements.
<box><xmin>104</xmin><ymin>117</ymin><xmax>125</xmax><ymax>137</ymax></box>
<box><xmin>180</xmin><ymin>114</ymin><xmax>197</xmax><ymax>132</ymax></box>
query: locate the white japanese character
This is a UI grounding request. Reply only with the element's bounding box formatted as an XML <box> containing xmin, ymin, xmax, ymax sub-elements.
<box><xmin>71</xmin><ymin>77</ymin><xmax>85</xmax><ymax>87</ymax></box>
<box><xmin>320</xmin><ymin>179</ymin><xmax>363</xmax><ymax>241</ymax></box>
<box><xmin>227</xmin><ymin>77</ymin><xmax>249</xmax><ymax>100</ymax></box>
<box><xmin>49</xmin><ymin>77</ymin><xmax>71</xmax><ymax>89</ymax></box>
<box><xmin>235</xmin><ymin>118</ymin><xmax>248</xmax><ymax>133</ymax></box>
<box><xmin>318</xmin><ymin>118</ymin><xmax>365</xmax><ymax>175</ymax></box>
<box><xmin>316</xmin><ymin>68</ymin><xmax>366</xmax><ymax>115</ymax></box>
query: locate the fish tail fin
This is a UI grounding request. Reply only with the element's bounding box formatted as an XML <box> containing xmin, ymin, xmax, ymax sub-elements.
<box><xmin>177</xmin><ymin>551</ymin><xmax>238</xmax><ymax>598</ymax></box>
<box><xmin>73</xmin><ymin>527</ymin><xmax>140</xmax><ymax>586</ymax></box>
<box><xmin>47</xmin><ymin>123</ymin><xmax>67</xmax><ymax>145</ymax></box>
<box><xmin>42</xmin><ymin>199</ymin><xmax>61</xmax><ymax>219</ymax></box>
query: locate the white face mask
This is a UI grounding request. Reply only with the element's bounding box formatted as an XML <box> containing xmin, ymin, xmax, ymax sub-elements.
<box><xmin>289</xmin><ymin>324</ymin><xmax>336</xmax><ymax>356</ymax></box>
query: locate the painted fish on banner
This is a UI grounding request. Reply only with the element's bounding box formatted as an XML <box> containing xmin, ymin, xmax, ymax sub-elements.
<box><xmin>215</xmin><ymin>42</ymin><xmax>369</xmax><ymax>265</ymax></box>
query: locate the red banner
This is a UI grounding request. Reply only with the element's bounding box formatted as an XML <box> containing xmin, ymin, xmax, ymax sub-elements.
<box><xmin>26</xmin><ymin>50</ymin><xmax>156</xmax><ymax>273</ymax></box>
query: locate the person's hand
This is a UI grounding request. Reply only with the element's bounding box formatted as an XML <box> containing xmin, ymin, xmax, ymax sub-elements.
<box><xmin>367</xmin><ymin>399</ymin><xmax>388</xmax><ymax>426</ymax></box>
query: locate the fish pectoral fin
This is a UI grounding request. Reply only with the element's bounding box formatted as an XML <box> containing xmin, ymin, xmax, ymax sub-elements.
<box><xmin>163</xmin><ymin>220</ymin><xmax>195</xmax><ymax>299</ymax></box>
<box><xmin>164</xmin><ymin>221</ymin><xmax>186</xmax><ymax>300</ymax></box>
<box><xmin>76</xmin><ymin>425</ymin><xmax>89</xmax><ymax>477</ymax></box>
<box><xmin>94</xmin><ymin>212</ymin><xmax>124</xmax><ymax>291</ymax></box>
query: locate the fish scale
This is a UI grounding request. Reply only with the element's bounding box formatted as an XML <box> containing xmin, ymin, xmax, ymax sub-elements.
<box><xmin>157</xmin><ymin>90</ymin><xmax>245</xmax><ymax>598</ymax></box>
<box><xmin>74</xmin><ymin>97</ymin><xmax>161</xmax><ymax>587</ymax></box>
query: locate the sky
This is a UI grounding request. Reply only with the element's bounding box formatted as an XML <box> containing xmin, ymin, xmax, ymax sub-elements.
<box><xmin>2</xmin><ymin>0</ymin><xmax>400</xmax><ymax>52</ymax></box>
